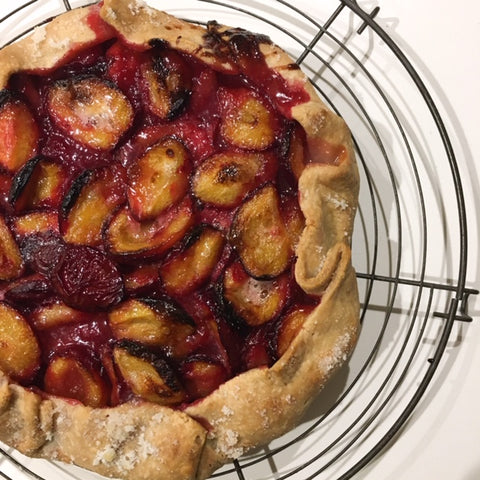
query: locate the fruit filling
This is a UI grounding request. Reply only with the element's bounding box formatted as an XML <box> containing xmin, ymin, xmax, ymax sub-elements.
<box><xmin>0</xmin><ymin>29</ymin><xmax>324</xmax><ymax>409</ymax></box>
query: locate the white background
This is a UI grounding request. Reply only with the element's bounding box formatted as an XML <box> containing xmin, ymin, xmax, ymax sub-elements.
<box><xmin>360</xmin><ymin>1</ymin><xmax>480</xmax><ymax>479</ymax></box>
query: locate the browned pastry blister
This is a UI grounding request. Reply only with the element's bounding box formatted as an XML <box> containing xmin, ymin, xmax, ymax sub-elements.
<box><xmin>0</xmin><ymin>1</ymin><xmax>360</xmax><ymax>479</ymax></box>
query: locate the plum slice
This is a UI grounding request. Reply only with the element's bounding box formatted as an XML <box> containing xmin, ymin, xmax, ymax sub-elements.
<box><xmin>51</xmin><ymin>244</ymin><xmax>124</xmax><ymax>311</ymax></box>
<box><xmin>12</xmin><ymin>210</ymin><xmax>59</xmax><ymax>238</ymax></box>
<box><xmin>275</xmin><ymin>306</ymin><xmax>314</xmax><ymax>357</ymax></box>
<box><xmin>0</xmin><ymin>214</ymin><xmax>24</xmax><ymax>280</ymax></box>
<box><xmin>160</xmin><ymin>226</ymin><xmax>225</xmax><ymax>296</ymax></box>
<box><xmin>282</xmin><ymin>194</ymin><xmax>305</xmax><ymax>253</ymax></box>
<box><xmin>47</xmin><ymin>76</ymin><xmax>134</xmax><ymax>150</ymax></box>
<box><xmin>141</xmin><ymin>49</ymin><xmax>192</xmax><ymax>120</ymax></box>
<box><xmin>0</xmin><ymin>91</ymin><xmax>39</xmax><ymax>172</ymax></box>
<box><xmin>0</xmin><ymin>302</ymin><xmax>40</xmax><ymax>382</ymax></box>
<box><xmin>286</xmin><ymin>122</ymin><xmax>307</xmax><ymax>180</ymax></box>
<box><xmin>61</xmin><ymin>165</ymin><xmax>126</xmax><ymax>246</ymax></box>
<box><xmin>180</xmin><ymin>357</ymin><xmax>228</xmax><ymax>399</ymax></box>
<box><xmin>192</xmin><ymin>151</ymin><xmax>264</xmax><ymax>208</ymax></box>
<box><xmin>44</xmin><ymin>356</ymin><xmax>109</xmax><ymax>407</ymax></box>
<box><xmin>230</xmin><ymin>184</ymin><xmax>292</xmax><ymax>278</ymax></box>
<box><xmin>105</xmin><ymin>196</ymin><xmax>194</xmax><ymax>259</ymax></box>
<box><xmin>223</xmin><ymin>261</ymin><xmax>290</xmax><ymax>327</ymax></box>
<box><xmin>127</xmin><ymin>137</ymin><xmax>190</xmax><ymax>221</ymax></box>
<box><xmin>113</xmin><ymin>344</ymin><xmax>186</xmax><ymax>405</ymax></box>
<box><xmin>108</xmin><ymin>298</ymin><xmax>196</xmax><ymax>357</ymax></box>
<box><xmin>219</xmin><ymin>87</ymin><xmax>277</xmax><ymax>150</ymax></box>
<box><xmin>30</xmin><ymin>301</ymin><xmax>91</xmax><ymax>330</ymax></box>
<box><xmin>9</xmin><ymin>156</ymin><xmax>67</xmax><ymax>212</ymax></box>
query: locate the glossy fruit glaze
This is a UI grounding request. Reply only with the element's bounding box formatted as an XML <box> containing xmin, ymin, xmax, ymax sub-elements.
<box><xmin>0</xmin><ymin>16</ymin><xmax>323</xmax><ymax>408</ymax></box>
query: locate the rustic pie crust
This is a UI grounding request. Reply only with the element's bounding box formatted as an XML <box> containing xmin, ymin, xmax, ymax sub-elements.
<box><xmin>0</xmin><ymin>1</ymin><xmax>360</xmax><ymax>479</ymax></box>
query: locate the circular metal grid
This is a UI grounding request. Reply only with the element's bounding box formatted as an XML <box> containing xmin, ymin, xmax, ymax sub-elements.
<box><xmin>0</xmin><ymin>1</ymin><xmax>477</xmax><ymax>479</ymax></box>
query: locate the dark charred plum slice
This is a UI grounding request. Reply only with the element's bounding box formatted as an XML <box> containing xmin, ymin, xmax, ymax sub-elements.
<box><xmin>19</xmin><ymin>230</ymin><xmax>66</xmax><ymax>276</ymax></box>
<box><xmin>3</xmin><ymin>273</ymin><xmax>53</xmax><ymax>307</ymax></box>
<box><xmin>51</xmin><ymin>244</ymin><xmax>124</xmax><ymax>311</ymax></box>
<box><xmin>9</xmin><ymin>156</ymin><xmax>67</xmax><ymax>212</ymax></box>
<box><xmin>0</xmin><ymin>214</ymin><xmax>24</xmax><ymax>280</ymax></box>
<box><xmin>218</xmin><ymin>87</ymin><xmax>277</xmax><ymax>150</ymax></box>
<box><xmin>276</xmin><ymin>306</ymin><xmax>314</xmax><ymax>357</ymax></box>
<box><xmin>12</xmin><ymin>210</ymin><xmax>59</xmax><ymax>239</ymax></box>
<box><xmin>43</xmin><ymin>356</ymin><xmax>109</xmax><ymax>407</ymax></box>
<box><xmin>223</xmin><ymin>261</ymin><xmax>290</xmax><ymax>327</ymax></box>
<box><xmin>160</xmin><ymin>226</ymin><xmax>225</xmax><ymax>296</ymax></box>
<box><xmin>192</xmin><ymin>151</ymin><xmax>265</xmax><ymax>208</ymax></box>
<box><xmin>230</xmin><ymin>184</ymin><xmax>292</xmax><ymax>278</ymax></box>
<box><xmin>113</xmin><ymin>344</ymin><xmax>186</xmax><ymax>405</ymax></box>
<box><xmin>0</xmin><ymin>302</ymin><xmax>40</xmax><ymax>382</ymax></box>
<box><xmin>105</xmin><ymin>196</ymin><xmax>194</xmax><ymax>259</ymax></box>
<box><xmin>180</xmin><ymin>357</ymin><xmax>228</xmax><ymax>399</ymax></box>
<box><xmin>108</xmin><ymin>298</ymin><xmax>196</xmax><ymax>357</ymax></box>
<box><xmin>47</xmin><ymin>76</ymin><xmax>134</xmax><ymax>150</ymax></box>
<box><xmin>0</xmin><ymin>91</ymin><xmax>39</xmax><ymax>172</ymax></box>
<box><xmin>30</xmin><ymin>301</ymin><xmax>92</xmax><ymax>330</ymax></box>
<box><xmin>61</xmin><ymin>165</ymin><xmax>126</xmax><ymax>246</ymax></box>
<box><xmin>127</xmin><ymin>137</ymin><xmax>190</xmax><ymax>221</ymax></box>
<box><xmin>141</xmin><ymin>49</ymin><xmax>192</xmax><ymax>120</ymax></box>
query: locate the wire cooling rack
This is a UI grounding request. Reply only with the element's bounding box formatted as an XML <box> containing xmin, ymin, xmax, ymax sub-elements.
<box><xmin>0</xmin><ymin>1</ymin><xmax>478</xmax><ymax>479</ymax></box>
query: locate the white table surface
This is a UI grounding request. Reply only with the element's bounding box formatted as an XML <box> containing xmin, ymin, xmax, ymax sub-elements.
<box><xmin>358</xmin><ymin>1</ymin><xmax>480</xmax><ymax>479</ymax></box>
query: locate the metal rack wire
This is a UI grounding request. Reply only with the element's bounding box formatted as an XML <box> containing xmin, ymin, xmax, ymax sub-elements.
<box><xmin>0</xmin><ymin>1</ymin><xmax>477</xmax><ymax>479</ymax></box>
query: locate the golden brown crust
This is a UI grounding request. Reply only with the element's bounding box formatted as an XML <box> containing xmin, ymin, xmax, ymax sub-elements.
<box><xmin>0</xmin><ymin>1</ymin><xmax>360</xmax><ymax>479</ymax></box>
<box><xmin>0</xmin><ymin>371</ymin><xmax>207</xmax><ymax>480</ymax></box>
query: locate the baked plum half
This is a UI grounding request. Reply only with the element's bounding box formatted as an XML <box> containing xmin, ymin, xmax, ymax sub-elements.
<box><xmin>0</xmin><ymin>37</ymin><xmax>322</xmax><ymax>409</ymax></box>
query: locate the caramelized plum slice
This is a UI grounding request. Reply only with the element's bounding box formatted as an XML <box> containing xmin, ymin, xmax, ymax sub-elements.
<box><xmin>127</xmin><ymin>138</ymin><xmax>190</xmax><ymax>221</ymax></box>
<box><xmin>142</xmin><ymin>50</ymin><xmax>192</xmax><ymax>120</ymax></box>
<box><xmin>105</xmin><ymin>197</ymin><xmax>194</xmax><ymax>258</ymax></box>
<box><xmin>12</xmin><ymin>210</ymin><xmax>59</xmax><ymax>238</ymax></box>
<box><xmin>192</xmin><ymin>152</ymin><xmax>264</xmax><ymax>208</ymax></box>
<box><xmin>9</xmin><ymin>156</ymin><xmax>66</xmax><ymax>211</ymax></box>
<box><xmin>160</xmin><ymin>226</ymin><xmax>225</xmax><ymax>296</ymax></box>
<box><xmin>0</xmin><ymin>214</ymin><xmax>24</xmax><ymax>280</ymax></box>
<box><xmin>230</xmin><ymin>185</ymin><xmax>292</xmax><ymax>278</ymax></box>
<box><xmin>276</xmin><ymin>306</ymin><xmax>313</xmax><ymax>357</ymax></box>
<box><xmin>51</xmin><ymin>245</ymin><xmax>124</xmax><ymax>311</ymax></box>
<box><xmin>0</xmin><ymin>91</ymin><xmax>39</xmax><ymax>172</ymax></box>
<box><xmin>223</xmin><ymin>261</ymin><xmax>290</xmax><ymax>326</ymax></box>
<box><xmin>44</xmin><ymin>356</ymin><xmax>109</xmax><ymax>407</ymax></box>
<box><xmin>47</xmin><ymin>76</ymin><xmax>133</xmax><ymax>150</ymax></box>
<box><xmin>286</xmin><ymin>123</ymin><xmax>307</xmax><ymax>180</ymax></box>
<box><xmin>219</xmin><ymin>88</ymin><xmax>276</xmax><ymax>150</ymax></box>
<box><xmin>61</xmin><ymin>165</ymin><xmax>126</xmax><ymax>246</ymax></box>
<box><xmin>0</xmin><ymin>302</ymin><xmax>40</xmax><ymax>382</ymax></box>
<box><xmin>108</xmin><ymin>298</ymin><xmax>195</xmax><ymax>357</ymax></box>
<box><xmin>31</xmin><ymin>301</ymin><xmax>90</xmax><ymax>330</ymax></box>
<box><xmin>113</xmin><ymin>345</ymin><xmax>186</xmax><ymax>405</ymax></box>
<box><xmin>180</xmin><ymin>357</ymin><xmax>228</xmax><ymax>399</ymax></box>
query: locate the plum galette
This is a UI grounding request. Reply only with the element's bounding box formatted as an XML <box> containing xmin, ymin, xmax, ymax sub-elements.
<box><xmin>0</xmin><ymin>1</ymin><xmax>360</xmax><ymax>479</ymax></box>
